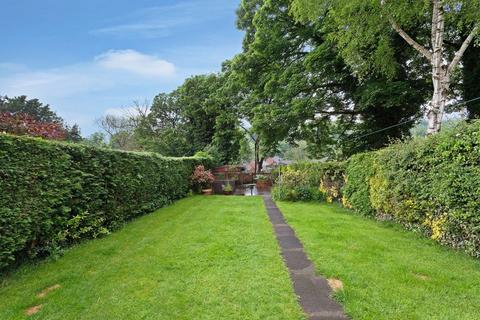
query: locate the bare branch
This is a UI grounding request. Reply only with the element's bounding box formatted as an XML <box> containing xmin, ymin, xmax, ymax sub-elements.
<box><xmin>447</xmin><ymin>24</ymin><xmax>479</xmax><ymax>75</ymax></box>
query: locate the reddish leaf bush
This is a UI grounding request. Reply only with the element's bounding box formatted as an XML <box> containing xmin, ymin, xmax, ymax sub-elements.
<box><xmin>191</xmin><ymin>165</ymin><xmax>215</xmax><ymax>192</ymax></box>
<box><xmin>0</xmin><ymin>112</ymin><xmax>66</xmax><ymax>140</ymax></box>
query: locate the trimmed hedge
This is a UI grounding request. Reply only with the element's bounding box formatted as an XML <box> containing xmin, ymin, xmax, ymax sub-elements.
<box><xmin>0</xmin><ymin>134</ymin><xmax>209</xmax><ymax>270</ymax></box>
<box><xmin>273</xmin><ymin>121</ymin><xmax>480</xmax><ymax>258</ymax></box>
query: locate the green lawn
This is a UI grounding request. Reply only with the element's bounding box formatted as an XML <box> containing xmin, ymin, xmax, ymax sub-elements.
<box><xmin>277</xmin><ymin>201</ymin><xmax>480</xmax><ymax>320</ymax></box>
<box><xmin>0</xmin><ymin>196</ymin><xmax>305</xmax><ymax>320</ymax></box>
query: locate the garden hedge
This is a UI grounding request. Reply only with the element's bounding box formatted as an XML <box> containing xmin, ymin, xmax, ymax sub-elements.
<box><xmin>0</xmin><ymin>134</ymin><xmax>210</xmax><ymax>270</ymax></box>
<box><xmin>273</xmin><ymin>121</ymin><xmax>480</xmax><ymax>257</ymax></box>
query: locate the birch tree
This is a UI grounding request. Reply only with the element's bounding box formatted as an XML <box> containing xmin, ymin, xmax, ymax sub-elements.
<box><xmin>292</xmin><ymin>0</ymin><xmax>480</xmax><ymax>134</ymax></box>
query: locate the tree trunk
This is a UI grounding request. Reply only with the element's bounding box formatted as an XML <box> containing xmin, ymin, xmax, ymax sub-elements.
<box><xmin>257</xmin><ymin>157</ymin><xmax>264</xmax><ymax>173</ymax></box>
<box><xmin>427</xmin><ymin>66</ymin><xmax>449</xmax><ymax>134</ymax></box>
<box><xmin>254</xmin><ymin>139</ymin><xmax>260</xmax><ymax>174</ymax></box>
<box><xmin>383</xmin><ymin>0</ymin><xmax>478</xmax><ymax>135</ymax></box>
<box><xmin>427</xmin><ymin>1</ymin><xmax>447</xmax><ymax>135</ymax></box>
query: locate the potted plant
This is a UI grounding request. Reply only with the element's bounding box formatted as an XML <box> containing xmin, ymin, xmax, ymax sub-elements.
<box><xmin>191</xmin><ymin>165</ymin><xmax>215</xmax><ymax>195</ymax></box>
<box><xmin>222</xmin><ymin>182</ymin><xmax>234</xmax><ymax>195</ymax></box>
<box><xmin>255</xmin><ymin>174</ymin><xmax>271</xmax><ymax>191</ymax></box>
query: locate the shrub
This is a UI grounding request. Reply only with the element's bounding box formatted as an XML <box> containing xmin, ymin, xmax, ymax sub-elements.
<box><xmin>191</xmin><ymin>165</ymin><xmax>215</xmax><ymax>192</ymax></box>
<box><xmin>272</xmin><ymin>162</ymin><xmax>345</xmax><ymax>202</ymax></box>
<box><xmin>0</xmin><ymin>134</ymin><xmax>210</xmax><ymax>270</ymax></box>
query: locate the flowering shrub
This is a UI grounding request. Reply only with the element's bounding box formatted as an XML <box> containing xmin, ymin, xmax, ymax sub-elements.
<box><xmin>191</xmin><ymin>165</ymin><xmax>215</xmax><ymax>192</ymax></box>
<box><xmin>0</xmin><ymin>112</ymin><xmax>66</xmax><ymax>140</ymax></box>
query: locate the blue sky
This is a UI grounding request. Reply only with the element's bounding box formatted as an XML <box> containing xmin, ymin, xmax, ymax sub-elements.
<box><xmin>0</xmin><ymin>0</ymin><xmax>244</xmax><ymax>135</ymax></box>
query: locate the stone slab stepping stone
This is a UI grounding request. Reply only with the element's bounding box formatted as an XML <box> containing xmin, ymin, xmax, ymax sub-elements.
<box><xmin>263</xmin><ymin>194</ymin><xmax>348</xmax><ymax>320</ymax></box>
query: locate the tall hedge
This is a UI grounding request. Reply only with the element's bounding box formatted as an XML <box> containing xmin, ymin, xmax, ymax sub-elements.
<box><xmin>347</xmin><ymin>121</ymin><xmax>480</xmax><ymax>257</ymax></box>
<box><xmin>342</xmin><ymin>153</ymin><xmax>375</xmax><ymax>216</ymax></box>
<box><xmin>0</xmin><ymin>134</ymin><xmax>209</xmax><ymax>270</ymax></box>
<box><xmin>273</xmin><ymin>121</ymin><xmax>480</xmax><ymax>257</ymax></box>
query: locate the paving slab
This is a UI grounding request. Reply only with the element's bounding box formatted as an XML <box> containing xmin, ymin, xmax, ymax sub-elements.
<box><xmin>275</xmin><ymin>225</ymin><xmax>296</xmax><ymax>237</ymax></box>
<box><xmin>263</xmin><ymin>194</ymin><xmax>348</xmax><ymax>320</ymax></box>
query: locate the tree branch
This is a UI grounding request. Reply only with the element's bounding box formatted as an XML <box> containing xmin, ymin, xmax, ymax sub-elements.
<box><xmin>431</xmin><ymin>0</ymin><xmax>439</xmax><ymax>48</ymax></box>
<box><xmin>239</xmin><ymin>123</ymin><xmax>256</xmax><ymax>142</ymax></box>
<box><xmin>315</xmin><ymin>110</ymin><xmax>358</xmax><ymax>115</ymax></box>
<box><xmin>447</xmin><ymin>24</ymin><xmax>479</xmax><ymax>75</ymax></box>
<box><xmin>390</xmin><ymin>19</ymin><xmax>433</xmax><ymax>61</ymax></box>
<box><xmin>380</xmin><ymin>0</ymin><xmax>433</xmax><ymax>62</ymax></box>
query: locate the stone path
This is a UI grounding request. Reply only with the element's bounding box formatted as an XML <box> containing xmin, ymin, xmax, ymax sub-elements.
<box><xmin>263</xmin><ymin>194</ymin><xmax>348</xmax><ymax>320</ymax></box>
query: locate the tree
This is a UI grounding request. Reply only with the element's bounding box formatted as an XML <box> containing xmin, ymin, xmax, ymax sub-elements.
<box><xmin>0</xmin><ymin>95</ymin><xmax>63</xmax><ymax>123</ymax></box>
<box><xmin>462</xmin><ymin>44</ymin><xmax>480</xmax><ymax>119</ymax></box>
<box><xmin>83</xmin><ymin>132</ymin><xmax>108</xmax><ymax>148</ymax></box>
<box><xmin>96</xmin><ymin>114</ymin><xmax>137</xmax><ymax>150</ymax></box>
<box><xmin>212</xmin><ymin>112</ymin><xmax>242</xmax><ymax>164</ymax></box>
<box><xmin>65</xmin><ymin>124</ymin><xmax>83</xmax><ymax>142</ymax></box>
<box><xmin>138</xmin><ymin>74</ymin><xmax>242</xmax><ymax>162</ymax></box>
<box><xmin>0</xmin><ymin>112</ymin><xmax>66</xmax><ymax>140</ymax></box>
<box><xmin>229</xmin><ymin>0</ymin><xmax>428</xmax><ymax>160</ymax></box>
<box><xmin>176</xmin><ymin>74</ymin><xmax>227</xmax><ymax>154</ymax></box>
<box><xmin>0</xmin><ymin>95</ymin><xmax>85</xmax><ymax>141</ymax></box>
<box><xmin>292</xmin><ymin>0</ymin><xmax>480</xmax><ymax>134</ymax></box>
<box><xmin>133</xmin><ymin>93</ymin><xmax>190</xmax><ymax>156</ymax></box>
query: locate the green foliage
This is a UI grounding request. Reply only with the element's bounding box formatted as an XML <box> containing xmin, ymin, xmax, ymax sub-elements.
<box><xmin>342</xmin><ymin>153</ymin><xmax>375</xmax><ymax>216</ymax></box>
<box><xmin>222</xmin><ymin>182</ymin><xmax>234</xmax><ymax>193</ymax></box>
<box><xmin>64</xmin><ymin>124</ymin><xmax>82</xmax><ymax>143</ymax></box>
<box><xmin>341</xmin><ymin>121</ymin><xmax>480</xmax><ymax>257</ymax></box>
<box><xmin>135</xmin><ymin>74</ymin><xmax>242</xmax><ymax>163</ymax></box>
<box><xmin>230</xmin><ymin>0</ymin><xmax>428</xmax><ymax>160</ymax></box>
<box><xmin>463</xmin><ymin>44</ymin><xmax>480</xmax><ymax>119</ymax></box>
<box><xmin>82</xmin><ymin>132</ymin><xmax>108</xmax><ymax>148</ymax></box>
<box><xmin>291</xmin><ymin>0</ymin><xmax>480</xmax><ymax>78</ymax></box>
<box><xmin>0</xmin><ymin>95</ymin><xmax>63</xmax><ymax>123</ymax></box>
<box><xmin>0</xmin><ymin>134</ymin><xmax>209</xmax><ymax>270</ymax></box>
<box><xmin>272</xmin><ymin>162</ymin><xmax>345</xmax><ymax>202</ymax></box>
<box><xmin>276</xmin><ymin>121</ymin><xmax>480</xmax><ymax>257</ymax></box>
<box><xmin>212</xmin><ymin>112</ymin><xmax>242</xmax><ymax>164</ymax></box>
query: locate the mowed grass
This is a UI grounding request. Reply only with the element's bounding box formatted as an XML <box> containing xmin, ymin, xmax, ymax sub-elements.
<box><xmin>0</xmin><ymin>196</ymin><xmax>305</xmax><ymax>320</ymax></box>
<box><xmin>277</xmin><ymin>201</ymin><xmax>480</xmax><ymax>320</ymax></box>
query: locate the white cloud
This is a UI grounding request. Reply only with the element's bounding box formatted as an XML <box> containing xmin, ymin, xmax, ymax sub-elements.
<box><xmin>91</xmin><ymin>1</ymin><xmax>233</xmax><ymax>38</ymax></box>
<box><xmin>0</xmin><ymin>50</ymin><xmax>176</xmax><ymax>99</ymax></box>
<box><xmin>93</xmin><ymin>23</ymin><xmax>172</xmax><ymax>38</ymax></box>
<box><xmin>0</xmin><ymin>65</ymin><xmax>110</xmax><ymax>98</ymax></box>
<box><xmin>95</xmin><ymin>50</ymin><xmax>175</xmax><ymax>77</ymax></box>
<box><xmin>0</xmin><ymin>50</ymin><xmax>178</xmax><ymax>135</ymax></box>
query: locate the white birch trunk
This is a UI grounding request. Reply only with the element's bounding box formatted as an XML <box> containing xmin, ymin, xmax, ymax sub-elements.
<box><xmin>428</xmin><ymin>67</ymin><xmax>449</xmax><ymax>134</ymax></box>
<box><xmin>427</xmin><ymin>1</ymin><xmax>447</xmax><ymax>134</ymax></box>
<box><xmin>382</xmin><ymin>0</ymin><xmax>478</xmax><ymax>134</ymax></box>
